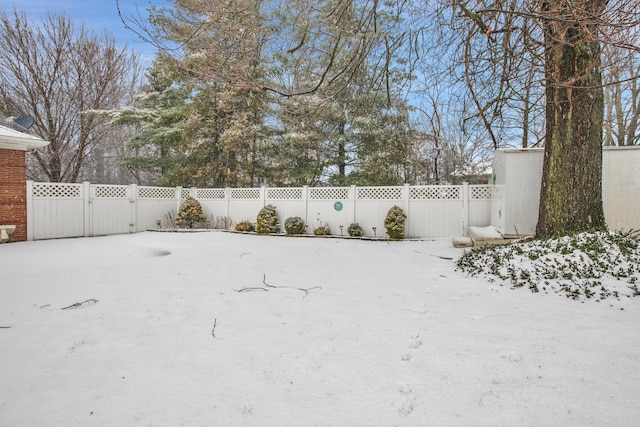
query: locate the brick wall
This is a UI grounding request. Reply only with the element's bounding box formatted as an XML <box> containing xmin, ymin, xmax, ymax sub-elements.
<box><xmin>0</xmin><ymin>149</ymin><xmax>27</xmax><ymax>242</ymax></box>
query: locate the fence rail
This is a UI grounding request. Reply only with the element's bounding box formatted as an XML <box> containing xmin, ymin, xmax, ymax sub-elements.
<box><xmin>26</xmin><ymin>182</ymin><xmax>492</xmax><ymax>240</ymax></box>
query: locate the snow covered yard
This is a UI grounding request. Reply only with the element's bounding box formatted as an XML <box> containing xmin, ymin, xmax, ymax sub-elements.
<box><xmin>1</xmin><ymin>232</ymin><xmax>639</xmax><ymax>426</ymax></box>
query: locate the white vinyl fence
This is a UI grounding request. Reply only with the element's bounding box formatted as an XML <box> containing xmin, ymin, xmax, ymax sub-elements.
<box><xmin>26</xmin><ymin>182</ymin><xmax>492</xmax><ymax>241</ymax></box>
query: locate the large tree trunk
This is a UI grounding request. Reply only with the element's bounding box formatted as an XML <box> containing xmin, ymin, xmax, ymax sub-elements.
<box><xmin>536</xmin><ymin>0</ymin><xmax>607</xmax><ymax>238</ymax></box>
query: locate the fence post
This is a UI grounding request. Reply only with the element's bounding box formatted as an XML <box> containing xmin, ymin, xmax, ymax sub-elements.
<box><xmin>350</xmin><ymin>185</ymin><xmax>357</xmax><ymax>225</ymax></box>
<box><xmin>403</xmin><ymin>184</ymin><xmax>411</xmax><ymax>237</ymax></box>
<box><xmin>303</xmin><ymin>185</ymin><xmax>309</xmax><ymax>230</ymax></box>
<box><xmin>462</xmin><ymin>182</ymin><xmax>469</xmax><ymax>237</ymax></box>
<box><xmin>176</xmin><ymin>186</ymin><xmax>183</xmax><ymax>213</ymax></box>
<box><xmin>130</xmin><ymin>184</ymin><xmax>138</xmax><ymax>233</ymax></box>
<box><xmin>261</xmin><ymin>185</ymin><xmax>267</xmax><ymax>206</ymax></box>
<box><xmin>26</xmin><ymin>180</ymin><xmax>34</xmax><ymax>241</ymax></box>
<box><xmin>83</xmin><ymin>182</ymin><xmax>91</xmax><ymax>237</ymax></box>
<box><xmin>225</xmin><ymin>187</ymin><xmax>231</xmax><ymax>219</ymax></box>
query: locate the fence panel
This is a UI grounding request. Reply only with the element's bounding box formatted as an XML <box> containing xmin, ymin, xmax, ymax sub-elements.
<box><xmin>408</xmin><ymin>186</ymin><xmax>464</xmax><ymax>238</ymax></box>
<box><xmin>90</xmin><ymin>184</ymin><xmax>133</xmax><ymax>236</ymax></box>
<box><xmin>354</xmin><ymin>186</ymin><xmax>404</xmax><ymax>237</ymax></box>
<box><xmin>306</xmin><ymin>187</ymin><xmax>353</xmax><ymax>235</ymax></box>
<box><xmin>468</xmin><ymin>185</ymin><xmax>492</xmax><ymax>228</ymax></box>
<box><xmin>30</xmin><ymin>182</ymin><xmax>85</xmax><ymax>240</ymax></box>
<box><xmin>136</xmin><ymin>186</ymin><xmax>179</xmax><ymax>231</ymax></box>
<box><xmin>228</xmin><ymin>188</ymin><xmax>263</xmax><ymax>226</ymax></box>
<box><xmin>194</xmin><ymin>188</ymin><xmax>229</xmax><ymax>227</ymax></box>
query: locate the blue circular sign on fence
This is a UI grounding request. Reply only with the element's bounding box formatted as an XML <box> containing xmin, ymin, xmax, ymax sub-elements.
<box><xmin>334</xmin><ymin>201</ymin><xmax>343</xmax><ymax>211</ymax></box>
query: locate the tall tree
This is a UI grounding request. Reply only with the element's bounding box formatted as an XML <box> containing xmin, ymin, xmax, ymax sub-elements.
<box><xmin>448</xmin><ymin>0</ymin><xmax>639</xmax><ymax>237</ymax></box>
<box><xmin>536</xmin><ymin>0</ymin><xmax>607</xmax><ymax>237</ymax></box>
<box><xmin>0</xmin><ymin>10</ymin><xmax>142</xmax><ymax>182</ymax></box>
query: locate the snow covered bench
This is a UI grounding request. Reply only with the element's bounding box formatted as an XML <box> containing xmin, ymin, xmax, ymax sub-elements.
<box><xmin>0</xmin><ymin>225</ymin><xmax>16</xmax><ymax>243</ymax></box>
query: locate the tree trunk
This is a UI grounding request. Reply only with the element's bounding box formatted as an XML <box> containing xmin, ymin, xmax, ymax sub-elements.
<box><xmin>536</xmin><ymin>0</ymin><xmax>607</xmax><ymax>238</ymax></box>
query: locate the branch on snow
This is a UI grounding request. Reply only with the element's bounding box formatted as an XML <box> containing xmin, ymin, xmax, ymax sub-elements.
<box><xmin>230</xmin><ymin>274</ymin><xmax>321</xmax><ymax>298</ymax></box>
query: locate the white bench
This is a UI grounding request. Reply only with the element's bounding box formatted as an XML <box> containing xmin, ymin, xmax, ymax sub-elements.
<box><xmin>0</xmin><ymin>225</ymin><xmax>16</xmax><ymax>243</ymax></box>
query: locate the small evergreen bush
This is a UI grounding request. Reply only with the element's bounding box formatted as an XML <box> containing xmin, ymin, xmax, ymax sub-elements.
<box><xmin>256</xmin><ymin>205</ymin><xmax>280</xmax><ymax>234</ymax></box>
<box><xmin>314</xmin><ymin>225</ymin><xmax>332</xmax><ymax>236</ymax></box>
<box><xmin>348</xmin><ymin>223</ymin><xmax>363</xmax><ymax>237</ymax></box>
<box><xmin>284</xmin><ymin>217</ymin><xmax>306</xmax><ymax>234</ymax></box>
<box><xmin>384</xmin><ymin>205</ymin><xmax>407</xmax><ymax>239</ymax></box>
<box><xmin>176</xmin><ymin>196</ymin><xmax>206</xmax><ymax>228</ymax></box>
<box><xmin>235</xmin><ymin>220</ymin><xmax>255</xmax><ymax>232</ymax></box>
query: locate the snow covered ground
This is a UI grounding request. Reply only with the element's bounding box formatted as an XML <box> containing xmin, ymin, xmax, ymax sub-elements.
<box><xmin>1</xmin><ymin>231</ymin><xmax>639</xmax><ymax>426</ymax></box>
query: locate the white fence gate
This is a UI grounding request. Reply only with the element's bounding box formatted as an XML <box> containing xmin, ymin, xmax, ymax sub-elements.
<box><xmin>26</xmin><ymin>182</ymin><xmax>492</xmax><ymax>240</ymax></box>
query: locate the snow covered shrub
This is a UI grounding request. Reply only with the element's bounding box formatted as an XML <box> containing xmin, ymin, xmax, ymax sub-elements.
<box><xmin>176</xmin><ymin>196</ymin><xmax>206</xmax><ymax>228</ymax></box>
<box><xmin>314</xmin><ymin>225</ymin><xmax>331</xmax><ymax>236</ymax></box>
<box><xmin>256</xmin><ymin>205</ymin><xmax>280</xmax><ymax>234</ymax></box>
<box><xmin>384</xmin><ymin>205</ymin><xmax>407</xmax><ymax>239</ymax></box>
<box><xmin>284</xmin><ymin>217</ymin><xmax>305</xmax><ymax>234</ymax></box>
<box><xmin>348</xmin><ymin>223</ymin><xmax>363</xmax><ymax>237</ymax></box>
<box><xmin>235</xmin><ymin>220</ymin><xmax>254</xmax><ymax>232</ymax></box>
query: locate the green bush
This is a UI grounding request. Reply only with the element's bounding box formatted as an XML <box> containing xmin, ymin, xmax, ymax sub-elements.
<box><xmin>284</xmin><ymin>217</ymin><xmax>306</xmax><ymax>234</ymax></box>
<box><xmin>314</xmin><ymin>225</ymin><xmax>332</xmax><ymax>236</ymax></box>
<box><xmin>176</xmin><ymin>196</ymin><xmax>206</xmax><ymax>228</ymax></box>
<box><xmin>235</xmin><ymin>220</ymin><xmax>255</xmax><ymax>232</ymax></box>
<box><xmin>256</xmin><ymin>205</ymin><xmax>280</xmax><ymax>234</ymax></box>
<box><xmin>347</xmin><ymin>223</ymin><xmax>363</xmax><ymax>237</ymax></box>
<box><xmin>384</xmin><ymin>205</ymin><xmax>407</xmax><ymax>239</ymax></box>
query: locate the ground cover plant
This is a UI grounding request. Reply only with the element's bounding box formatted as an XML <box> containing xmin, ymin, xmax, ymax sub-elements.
<box><xmin>456</xmin><ymin>231</ymin><xmax>640</xmax><ymax>301</ymax></box>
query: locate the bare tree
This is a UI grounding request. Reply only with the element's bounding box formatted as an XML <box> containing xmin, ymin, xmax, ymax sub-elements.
<box><xmin>0</xmin><ymin>10</ymin><xmax>142</xmax><ymax>182</ymax></box>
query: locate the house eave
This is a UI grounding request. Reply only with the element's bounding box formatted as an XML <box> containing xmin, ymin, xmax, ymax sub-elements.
<box><xmin>0</xmin><ymin>125</ymin><xmax>50</xmax><ymax>151</ymax></box>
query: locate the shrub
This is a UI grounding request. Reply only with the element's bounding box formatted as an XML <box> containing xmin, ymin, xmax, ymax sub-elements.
<box><xmin>256</xmin><ymin>205</ymin><xmax>280</xmax><ymax>234</ymax></box>
<box><xmin>284</xmin><ymin>216</ymin><xmax>306</xmax><ymax>234</ymax></box>
<box><xmin>176</xmin><ymin>196</ymin><xmax>206</xmax><ymax>228</ymax></box>
<box><xmin>314</xmin><ymin>225</ymin><xmax>332</xmax><ymax>236</ymax></box>
<box><xmin>235</xmin><ymin>220</ymin><xmax>255</xmax><ymax>232</ymax></box>
<box><xmin>347</xmin><ymin>223</ymin><xmax>363</xmax><ymax>237</ymax></box>
<box><xmin>384</xmin><ymin>205</ymin><xmax>407</xmax><ymax>239</ymax></box>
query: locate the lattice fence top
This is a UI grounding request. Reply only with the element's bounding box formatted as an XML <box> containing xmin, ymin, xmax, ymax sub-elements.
<box><xmin>230</xmin><ymin>188</ymin><xmax>261</xmax><ymax>200</ymax></box>
<box><xmin>138</xmin><ymin>187</ymin><xmax>176</xmax><ymax>199</ymax></box>
<box><xmin>410</xmin><ymin>186</ymin><xmax>461</xmax><ymax>200</ymax></box>
<box><xmin>470</xmin><ymin>185</ymin><xmax>491</xmax><ymax>200</ymax></box>
<box><xmin>95</xmin><ymin>185</ymin><xmax>127</xmax><ymax>198</ymax></box>
<box><xmin>267</xmin><ymin>188</ymin><xmax>303</xmax><ymax>200</ymax></box>
<box><xmin>180</xmin><ymin>189</ymin><xmax>192</xmax><ymax>199</ymax></box>
<box><xmin>309</xmin><ymin>187</ymin><xmax>350</xmax><ymax>200</ymax></box>
<box><xmin>357</xmin><ymin>187</ymin><xmax>402</xmax><ymax>200</ymax></box>
<box><xmin>32</xmin><ymin>183</ymin><xmax>81</xmax><ymax>198</ymax></box>
<box><xmin>196</xmin><ymin>188</ymin><xmax>226</xmax><ymax>200</ymax></box>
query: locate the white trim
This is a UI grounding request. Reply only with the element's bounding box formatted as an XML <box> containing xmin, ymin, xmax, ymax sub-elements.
<box><xmin>0</xmin><ymin>125</ymin><xmax>50</xmax><ymax>151</ymax></box>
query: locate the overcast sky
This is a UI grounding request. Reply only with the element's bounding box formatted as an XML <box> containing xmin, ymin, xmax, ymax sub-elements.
<box><xmin>1</xmin><ymin>0</ymin><xmax>169</xmax><ymax>63</ymax></box>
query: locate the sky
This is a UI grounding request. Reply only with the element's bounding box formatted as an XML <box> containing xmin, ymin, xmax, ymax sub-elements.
<box><xmin>1</xmin><ymin>0</ymin><xmax>170</xmax><ymax>63</ymax></box>
<box><xmin>1</xmin><ymin>231</ymin><xmax>639</xmax><ymax>425</ymax></box>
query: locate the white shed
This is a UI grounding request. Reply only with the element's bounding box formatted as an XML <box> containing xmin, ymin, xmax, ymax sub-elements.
<box><xmin>490</xmin><ymin>146</ymin><xmax>640</xmax><ymax>237</ymax></box>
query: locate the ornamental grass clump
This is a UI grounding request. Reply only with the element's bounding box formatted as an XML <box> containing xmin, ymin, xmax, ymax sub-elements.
<box><xmin>235</xmin><ymin>220</ymin><xmax>254</xmax><ymax>232</ymax></box>
<box><xmin>176</xmin><ymin>196</ymin><xmax>206</xmax><ymax>228</ymax></box>
<box><xmin>256</xmin><ymin>205</ymin><xmax>280</xmax><ymax>234</ymax></box>
<box><xmin>384</xmin><ymin>205</ymin><xmax>407</xmax><ymax>239</ymax></box>
<box><xmin>348</xmin><ymin>223</ymin><xmax>363</xmax><ymax>237</ymax></box>
<box><xmin>284</xmin><ymin>217</ymin><xmax>306</xmax><ymax>235</ymax></box>
<box><xmin>314</xmin><ymin>225</ymin><xmax>331</xmax><ymax>236</ymax></box>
